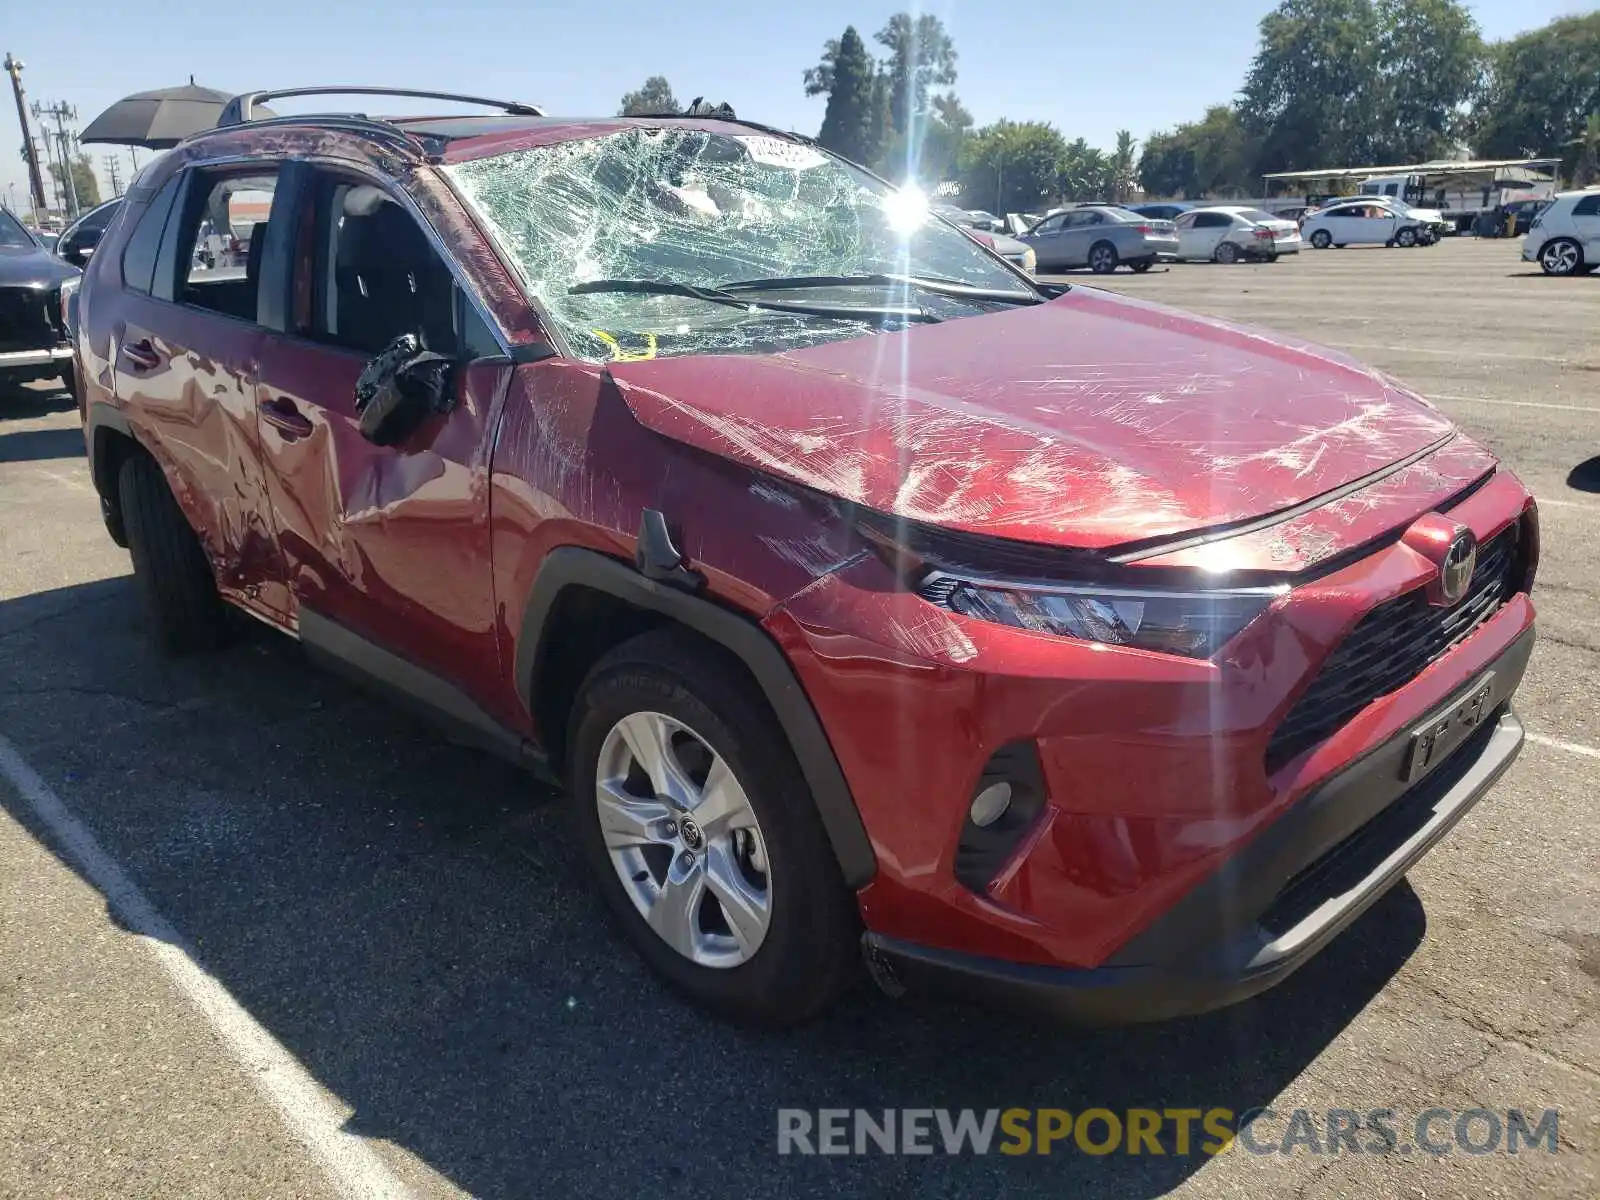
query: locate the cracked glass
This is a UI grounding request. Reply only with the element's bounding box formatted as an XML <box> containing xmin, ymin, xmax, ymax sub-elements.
<box><xmin>444</xmin><ymin>128</ymin><xmax>1034</xmax><ymax>363</ymax></box>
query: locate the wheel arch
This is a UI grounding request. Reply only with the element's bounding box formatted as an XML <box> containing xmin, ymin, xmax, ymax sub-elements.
<box><xmin>515</xmin><ymin>546</ymin><xmax>877</xmax><ymax>888</ymax></box>
<box><xmin>86</xmin><ymin>401</ymin><xmax>142</xmax><ymax>547</ymax></box>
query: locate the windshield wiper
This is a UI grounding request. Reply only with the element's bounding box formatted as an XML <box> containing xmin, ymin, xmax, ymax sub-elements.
<box><xmin>567</xmin><ymin>278</ymin><xmax>941</xmax><ymax>323</ymax></box>
<box><xmin>720</xmin><ymin>273</ymin><xmax>1045</xmax><ymax>305</ymax></box>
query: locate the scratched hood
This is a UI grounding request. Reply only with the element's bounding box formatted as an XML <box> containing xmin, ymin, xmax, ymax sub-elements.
<box><xmin>606</xmin><ymin>287</ymin><xmax>1456</xmax><ymax>552</ymax></box>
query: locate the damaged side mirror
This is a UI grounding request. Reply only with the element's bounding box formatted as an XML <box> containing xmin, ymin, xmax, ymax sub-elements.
<box><xmin>353</xmin><ymin>333</ymin><xmax>456</xmax><ymax>447</ymax></box>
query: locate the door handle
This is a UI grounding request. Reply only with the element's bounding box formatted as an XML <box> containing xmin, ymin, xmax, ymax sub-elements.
<box><xmin>122</xmin><ymin>338</ymin><xmax>162</xmax><ymax>372</ymax></box>
<box><xmin>260</xmin><ymin>396</ymin><xmax>314</xmax><ymax>440</ymax></box>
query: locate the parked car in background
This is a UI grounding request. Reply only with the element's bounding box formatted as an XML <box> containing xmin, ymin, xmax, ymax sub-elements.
<box><xmin>55</xmin><ymin>198</ymin><xmax>123</xmax><ymax>269</ymax></box>
<box><xmin>74</xmin><ymin>89</ymin><xmax>1540</xmax><ymax>1029</ymax></box>
<box><xmin>1173</xmin><ymin>206</ymin><xmax>1302</xmax><ymax>262</ymax></box>
<box><xmin>1018</xmin><ymin>205</ymin><xmax>1178</xmax><ymax>273</ymax></box>
<box><xmin>1521</xmin><ymin>189</ymin><xmax>1600</xmax><ymax>276</ymax></box>
<box><xmin>963</xmin><ymin>227</ymin><xmax>1036</xmax><ymax>273</ymax></box>
<box><xmin>0</xmin><ymin>205</ymin><xmax>78</xmax><ymax>397</ymax></box>
<box><xmin>1129</xmin><ymin>202</ymin><xmax>1194</xmax><ymax>222</ymax></box>
<box><xmin>1503</xmin><ymin>196</ymin><xmax>1551</xmax><ymax>238</ymax></box>
<box><xmin>1305</xmin><ymin>196</ymin><xmax>1445</xmax><ymax>244</ymax></box>
<box><xmin>963</xmin><ymin>209</ymin><xmax>1005</xmax><ymax>233</ymax></box>
<box><xmin>1302</xmin><ymin>201</ymin><xmax>1431</xmax><ymax>249</ymax></box>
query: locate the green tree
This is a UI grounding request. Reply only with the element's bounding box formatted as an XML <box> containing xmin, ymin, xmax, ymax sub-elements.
<box><xmin>1108</xmin><ymin>130</ymin><xmax>1137</xmax><ymax>201</ymax></box>
<box><xmin>959</xmin><ymin>121</ymin><xmax>1066</xmax><ymax>214</ymax></box>
<box><xmin>47</xmin><ymin>154</ymin><xmax>100</xmax><ymax>212</ymax></box>
<box><xmin>618</xmin><ymin>76</ymin><xmax>679</xmax><ymax>116</ymax></box>
<box><xmin>1240</xmin><ymin>0</ymin><xmax>1382</xmax><ymax>174</ymax></box>
<box><xmin>1474</xmin><ymin>13</ymin><xmax>1600</xmax><ymax>159</ymax></box>
<box><xmin>875</xmin><ymin>12</ymin><xmax>957</xmax><ymax>135</ymax></box>
<box><xmin>1138</xmin><ymin>107</ymin><xmax>1252</xmax><ymax>198</ymax></box>
<box><xmin>816</xmin><ymin>27</ymin><xmax>878</xmax><ymax>165</ymax></box>
<box><xmin>1576</xmin><ymin>113</ymin><xmax>1600</xmax><ymax>188</ymax></box>
<box><xmin>1374</xmin><ymin>0</ymin><xmax>1483</xmax><ymax>161</ymax></box>
<box><xmin>1059</xmin><ymin>138</ymin><xmax>1109</xmax><ymax>200</ymax></box>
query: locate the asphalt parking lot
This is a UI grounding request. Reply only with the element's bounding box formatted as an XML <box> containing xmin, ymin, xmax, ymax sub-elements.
<box><xmin>1</xmin><ymin>236</ymin><xmax>1595</xmax><ymax>1199</ymax></box>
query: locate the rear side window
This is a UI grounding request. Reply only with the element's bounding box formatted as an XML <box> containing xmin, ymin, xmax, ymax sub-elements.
<box><xmin>120</xmin><ymin>176</ymin><xmax>182</xmax><ymax>295</ymax></box>
<box><xmin>1572</xmin><ymin>195</ymin><xmax>1600</xmax><ymax>217</ymax></box>
<box><xmin>167</xmin><ymin>169</ymin><xmax>282</xmax><ymax>322</ymax></box>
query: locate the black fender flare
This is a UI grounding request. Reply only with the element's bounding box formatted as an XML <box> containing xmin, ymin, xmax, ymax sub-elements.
<box><xmin>515</xmin><ymin>547</ymin><xmax>877</xmax><ymax>888</ymax></box>
<box><xmin>86</xmin><ymin>401</ymin><xmax>136</xmax><ymax>495</ymax></box>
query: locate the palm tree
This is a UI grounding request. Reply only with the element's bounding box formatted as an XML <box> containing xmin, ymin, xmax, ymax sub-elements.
<box><xmin>1110</xmin><ymin>130</ymin><xmax>1137</xmax><ymax>202</ymax></box>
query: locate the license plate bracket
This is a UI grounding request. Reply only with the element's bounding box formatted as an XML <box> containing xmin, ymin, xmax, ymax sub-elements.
<box><xmin>1404</xmin><ymin>673</ymin><xmax>1496</xmax><ymax>782</ymax></box>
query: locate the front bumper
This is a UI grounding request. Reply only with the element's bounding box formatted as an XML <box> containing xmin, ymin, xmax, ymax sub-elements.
<box><xmin>866</xmin><ymin>630</ymin><xmax>1530</xmax><ymax>1022</ymax></box>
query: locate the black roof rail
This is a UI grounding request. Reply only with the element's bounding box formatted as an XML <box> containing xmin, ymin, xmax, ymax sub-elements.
<box><xmin>218</xmin><ymin>86</ymin><xmax>544</xmax><ymax>128</ymax></box>
<box><xmin>624</xmin><ymin>110</ymin><xmax>818</xmax><ymax>147</ymax></box>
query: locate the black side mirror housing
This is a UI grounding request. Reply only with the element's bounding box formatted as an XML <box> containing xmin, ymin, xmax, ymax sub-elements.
<box><xmin>60</xmin><ymin>226</ymin><xmax>103</xmax><ymax>267</ymax></box>
<box><xmin>353</xmin><ymin>333</ymin><xmax>456</xmax><ymax>447</ymax></box>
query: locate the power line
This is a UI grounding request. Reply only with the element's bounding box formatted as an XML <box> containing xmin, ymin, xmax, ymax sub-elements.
<box><xmin>30</xmin><ymin>98</ymin><xmax>81</xmax><ymax>218</ymax></box>
<box><xmin>104</xmin><ymin>153</ymin><xmax>122</xmax><ymax>197</ymax></box>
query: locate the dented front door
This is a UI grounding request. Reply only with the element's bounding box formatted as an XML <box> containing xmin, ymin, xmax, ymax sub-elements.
<box><xmin>252</xmin><ymin>334</ymin><xmax>508</xmax><ymax>694</ymax></box>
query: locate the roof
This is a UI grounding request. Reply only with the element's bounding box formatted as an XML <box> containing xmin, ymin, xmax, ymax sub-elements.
<box><xmin>1262</xmin><ymin>156</ymin><xmax>1561</xmax><ymax>183</ymax></box>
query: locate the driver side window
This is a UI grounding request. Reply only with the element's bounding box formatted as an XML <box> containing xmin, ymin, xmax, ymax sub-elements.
<box><xmin>294</xmin><ymin>175</ymin><xmax>495</xmax><ymax>359</ymax></box>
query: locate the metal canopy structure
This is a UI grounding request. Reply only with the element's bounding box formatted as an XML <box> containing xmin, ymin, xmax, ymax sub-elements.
<box><xmin>1262</xmin><ymin>156</ymin><xmax>1561</xmax><ymax>190</ymax></box>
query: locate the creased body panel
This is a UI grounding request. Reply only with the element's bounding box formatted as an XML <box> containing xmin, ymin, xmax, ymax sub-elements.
<box><xmin>608</xmin><ymin>288</ymin><xmax>1454</xmax><ymax>553</ymax></box>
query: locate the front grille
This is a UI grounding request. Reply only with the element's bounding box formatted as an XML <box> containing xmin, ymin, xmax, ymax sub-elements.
<box><xmin>0</xmin><ymin>284</ymin><xmax>64</xmax><ymax>354</ymax></box>
<box><xmin>1265</xmin><ymin>524</ymin><xmax>1521</xmax><ymax>773</ymax></box>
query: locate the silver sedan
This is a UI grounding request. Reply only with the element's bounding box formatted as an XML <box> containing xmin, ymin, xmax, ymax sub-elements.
<box><xmin>1017</xmin><ymin>206</ymin><xmax>1179</xmax><ymax>274</ymax></box>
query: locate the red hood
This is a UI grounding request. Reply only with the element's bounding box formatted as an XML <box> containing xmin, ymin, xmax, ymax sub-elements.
<box><xmin>606</xmin><ymin>287</ymin><xmax>1457</xmax><ymax>553</ymax></box>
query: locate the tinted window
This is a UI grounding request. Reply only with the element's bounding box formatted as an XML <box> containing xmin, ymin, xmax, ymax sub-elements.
<box><xmin>1193</xmin><ymin>212</ymin><xmax>1231</xmax><ymax>228</ymax></box>
<box><xmin>1235</xmin><ymin>209</ymin><xmax>1277</xmax><ymax>223</ymax></box>
<box><xmin>121</xmin><ymin>175</ymin><xmax>182</xmax><ymax>295</ymax></box>
<box><xmin>299</xmin><ymin>176</ymin><xmax>463</xmax><ymax>357</ymax></box>
<box><xmin>1572</xmin><ymin>195</ymin><xmax>1600</xmax><ymax>217</ymax></box>
<box><xmin>0</xmin><ymin>209</ymin><xmax>37</xmax><ymax>248</ymax></box>
<box><xmin>72</xmin><ymin>200</ymin><xmax>120</xmax><ymax>235</ymax></box>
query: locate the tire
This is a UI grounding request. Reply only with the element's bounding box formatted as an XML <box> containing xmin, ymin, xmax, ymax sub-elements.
<box><xmin>1396</xmin><ymin>228</ymin><xmax>1418</xmax><ymax>248</ymax></box>
<box><xmin>1130</xmin><ymin>260</ymin><xmax>1153</xmax><ymax>273</ymax></box>
<box><xmin>1539</xmin><ymin>238</ymin><xmax>1583</xmax><ymax>277</ymax></box>
<box><xmin>1088</xmin><ymin>241</ymin><xmax>1119</xmax><ymax>274</ymax></box>
<box><xmin>568</xmin><ymin>629</ymin><xmax>859</xmax><ymax>1026</ymax></box>
<box><xmin>1310</xmin><ymin>230</ymin><xmax>1332</xmax><ymax>249</ymax></box>
<box><xmin>118</xmin><ymin>452</ymin><xmax>230</xmax><ymax>654</ymax></box>
<box><xmin>1215</xmin><ymin>242</ymin><xmax>1240</xmax><ymax>264</ymax></box>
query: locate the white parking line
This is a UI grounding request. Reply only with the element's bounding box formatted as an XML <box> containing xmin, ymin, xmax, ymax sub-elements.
<box><xmin>0</xmin><ymin>733</ymin><xmax>413</xmax><ymax>1200</ymax></box>
<box><xmin>1336</xmin><ymin>343</ymin><xmax>1567</xmax><ymax>364</ymax></box>
<box><xmin>1432</xmin><ymin>394</ymin><xmax>1595</xmax><ymax>414</ymax></box>
<box><xmin>1532</xmin><ymin>496</ymin><xmax>1596</xmax><ymax>510</ymax></box>
<box><xmin>1527</xmin><ymin>733</ymin><xmax>1600</xmax><ymax>761</ymax></box>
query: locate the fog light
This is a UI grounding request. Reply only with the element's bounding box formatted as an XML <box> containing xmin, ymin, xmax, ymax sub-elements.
<box><xmin>969</xmin><ymin>781</ymin><xmax>1013</xmax><ymax>828</ymax></box>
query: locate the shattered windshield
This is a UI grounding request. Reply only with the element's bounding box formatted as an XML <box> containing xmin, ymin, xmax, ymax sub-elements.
<box><xmin>444</xmin><ymin>128</ymin><xmax>1034</xmax><ymax>362</ymax></box>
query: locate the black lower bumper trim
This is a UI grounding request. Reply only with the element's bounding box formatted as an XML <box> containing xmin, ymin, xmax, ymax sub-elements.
<box><xmin>865</xmin><ymin>631</ymin><xmax>1531</xmax><ymax>1023</ymax></box>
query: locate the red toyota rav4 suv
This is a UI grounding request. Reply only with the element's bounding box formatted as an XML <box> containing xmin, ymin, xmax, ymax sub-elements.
<box><xmin>73</xmin><ymin>89</ymin><xmax>1538</xmax><ymax>1026</ymax></box>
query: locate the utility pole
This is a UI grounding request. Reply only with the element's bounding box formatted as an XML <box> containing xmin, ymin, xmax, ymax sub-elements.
<box><xmin>3</xmin><ymin>53</ymin><xmax>48</xmax><ymax>222</ymax></box>
<box><xmin>104</xmin><ymin>153</ymin><xmax>121</xmax><ymax>197</ymax></box>
<box><xmin>31</xmin><ymin>99</ymin><xmax>80</xmax><ymax>218</ymax></box>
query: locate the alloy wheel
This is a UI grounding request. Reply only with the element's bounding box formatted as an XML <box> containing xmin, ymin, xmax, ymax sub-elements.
<box><xmin>1089</xmin><ymin>245</ymin><xmax>1117</xmax><ymax>273</ymax></box>
<box><xmin>1541</xmin><ymin>241</ymin><xmax>1580</xmax><ymax>276</ymax></box>
<box><xmin>595</xmin><ymin>711</ymin><xmax>772</xmax><ymax>968</ymax></box>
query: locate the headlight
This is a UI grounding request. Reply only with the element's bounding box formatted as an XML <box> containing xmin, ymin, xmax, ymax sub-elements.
<box><xmin>920</xmin><ymin>572</ymin><xmax>1282</xmax><ymax>658</ymax></box>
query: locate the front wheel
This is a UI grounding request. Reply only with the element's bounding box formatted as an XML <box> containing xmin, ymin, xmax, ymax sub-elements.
<box><xmin>1539</xmin><ymin>238</ymin><xmax>1583</xmax><ymax>277</ymax></box>
<box><xmin>1087</xmin><ymin>242</ymin><xmax>1119</xmax><ymax>274</ymax></box>
<box><xmin>1310</xmin><ymin>230</ymin><xmax>1332</xmax><ymax>249</ymax></box>
<box><xmin>1396</xmin><ymin>228</ymin><xmax>1418</xmax><ymax>248</ymax></box>
<box><xmin>569</xmin><ymin>630</ymin><xmax>859</xmax><ymax>1026</ymax></box>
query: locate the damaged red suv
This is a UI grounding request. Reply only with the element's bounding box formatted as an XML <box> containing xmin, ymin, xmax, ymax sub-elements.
<box><xmin>73</xmin><ymin>89</ymin><xmax>1537</xmax><ymax>1025</ymax></box>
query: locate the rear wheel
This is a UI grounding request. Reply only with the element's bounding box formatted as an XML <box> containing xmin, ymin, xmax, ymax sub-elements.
<box><xmin>568</xmin><ymin>629</ymin><xmax>858</xmax><ymax>1026</ymax></box>
<box><xmin>1539</xmin><ymin>238</ymin><xmax>1583</xmax><ymax>277</ymax></box>
<box><xmin>1215</xmin><ymin>242</ymin><xmax>1240</xmax><ymax>264</ymax></box>
<box><xmin>1087</xmin><ymin>242</ymin><xmax>1119</xmax><ymax>274</ymax></box>
<box><xmin>118</xmin><ymin>452</ymin><xmax>230</xmax><ymax>654</ymax></box>
<box><xmin>1130</xmin><ymin>260</ymin><xmax>1153</xmax><ymax>273</ymax></box>
<box><xmin>1310</xmin><ymin>230</ymin><xmax>1332</xmax><ymax>249</ymax></box>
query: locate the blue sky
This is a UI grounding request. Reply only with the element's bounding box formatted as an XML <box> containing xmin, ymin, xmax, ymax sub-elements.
<box><xmin>1</xmin><ymin>0</ymin><xmax>1583</xmax><ymax>213</ymax></box>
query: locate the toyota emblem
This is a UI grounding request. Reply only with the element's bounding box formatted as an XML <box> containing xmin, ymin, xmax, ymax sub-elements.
<box><xmin>1439</xmin><ymin>530</ymin><xmax>1477</xmax><ymax>606</ymax></box>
